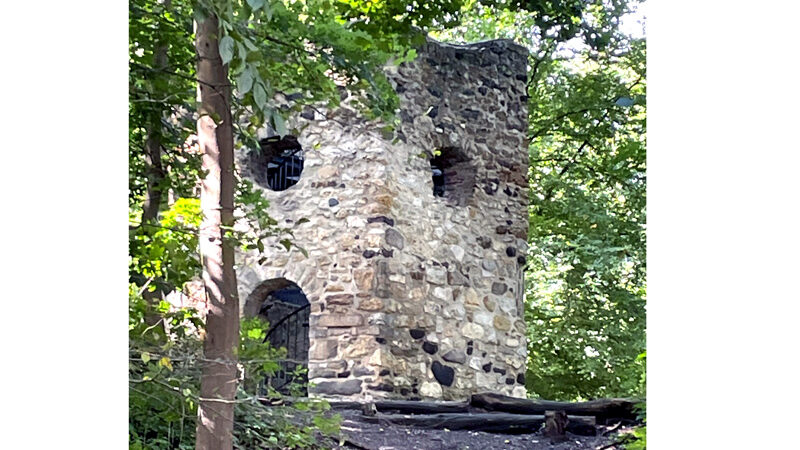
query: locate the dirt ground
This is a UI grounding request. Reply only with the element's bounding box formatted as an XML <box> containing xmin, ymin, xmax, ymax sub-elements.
<box><xmin>332</xmin><ymin>409</ymin><xmax>628</xmax><ymax>450</ymax></box>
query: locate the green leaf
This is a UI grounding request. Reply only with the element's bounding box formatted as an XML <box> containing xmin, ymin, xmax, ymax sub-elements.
<box><xmin>141</xmin><ymin>352</ymin><xmax>151</xmax><ymax>363</ymax></box>
<box><xmin>219</xmin><ymin>35</ymin><xmax>235</xmax><ymax>65</ymax></box>
<box><xmin>279</xmin><ymin>239</ymin><xmax>292</xmax><ymax>251</ymax></box>
<box><xmin>271</xmin><ymin>110</ymin><xmax>287</xmax><ymax>137</ymax></box>
<box><xmin>253</xmin><ymin>83</ymin><xmax>267</xmax><ymax>109</ymax></box>
<box><xmin>193</xmin><ymin>6</ymin><xmax>207</xmax><ymax>24</ymax></box>
<box><xmin>246</xmin><ymin>0</ymin><xmax>264</xmax><ymax>9</ymax></box>
<box><xmin>159</xmin><ymin>356</ymin><xmax>174</xmax><ymax>372</ymax></box>
<box><xmin>263</xmin><ymin>1</ymin><xmax>273</xmax><ymax>20</ymax></box>
<box><xmin>236</xmin><ymin>41</ymin><xmax>248</xmax><ymax>66</ymax></box>
<box><xmin>297</xmin><ymin>245</ymin><xmax>308</xmax><ymax>258</ymax></box>
<box><xmin>237</xmin><ymin>68</ymin><xmax>254</xmax><ymax>95</ymax></box>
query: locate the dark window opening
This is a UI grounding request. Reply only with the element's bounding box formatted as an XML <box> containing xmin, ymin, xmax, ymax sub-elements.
<box><xmin>431</xmin><ymin>161</ymin><xmax>445</xmax><ymax>197</ymax></box>
<box><xmin>246</xmin><ymin>278</ymin><xmax>310</xmax><ymax>396</ymax></box>
<box><xmin>429</xmin><ymin>147</ymin><xmax>476</xmax><ymax>206</ymax></box>
<box><xmin>247</xmin><ymin>136</ymin><xmax>304</xmax><ymax>191</ymax></box>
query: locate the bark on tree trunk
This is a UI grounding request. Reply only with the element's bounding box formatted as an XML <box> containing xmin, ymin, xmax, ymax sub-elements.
<box><xmin>195</xmin><ymin>13</ymin><xmax>240</xmax><ymax>450</ymax></box>
<box><xmin>141</xmin><ymin>1</ymin><xmax>169</xmax><ymax>325</ymax></box>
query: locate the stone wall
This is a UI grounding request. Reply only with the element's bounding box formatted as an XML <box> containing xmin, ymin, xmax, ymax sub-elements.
<box><xmin>235</xmin><ymin>37</ymin><xmax>529</xmax><ymax>401</ymax></box>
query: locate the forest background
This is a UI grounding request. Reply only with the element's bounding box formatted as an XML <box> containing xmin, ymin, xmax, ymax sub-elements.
<box><xmin>2</xmin><ymin>1</ymin><xmax>800</xmax><ymax>449</ymax></box>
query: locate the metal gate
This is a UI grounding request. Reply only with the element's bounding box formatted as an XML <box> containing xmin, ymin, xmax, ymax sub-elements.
<box><xmin>262</xmin><ymin>303</ymin><xmax>310</xmax><ymax>395</ymax></box>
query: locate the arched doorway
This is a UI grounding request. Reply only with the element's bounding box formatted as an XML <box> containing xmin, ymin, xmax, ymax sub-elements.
<box><xmin>246</xmin><ymin>278</ymin><xmax>310</xmax><ymax>395</ymax></box>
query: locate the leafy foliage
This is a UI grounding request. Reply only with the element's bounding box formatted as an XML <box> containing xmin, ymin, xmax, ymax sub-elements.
<box><xmin>129</xmin><ymin>0</ymin><xmax>200</xmax><ymax>209</ymax></box>
<box><xmin>525</xmin><ymin>40</ymin><xmax>646</xmax><ymax>400</ymax></box>
<box><xmin>129</xmin><ymin>198</ymin><xmax>202</xmax><ymax>292</ymax></box>
<box><xmin>129</xmin><ymin>289</ymin><xmax>341</xmax><ymax>449</ymax></box>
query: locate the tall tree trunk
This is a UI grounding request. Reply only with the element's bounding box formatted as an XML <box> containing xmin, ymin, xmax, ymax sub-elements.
<box><xmin>141</xmin><ymin>1</ymin><xmax>169</xmax><ymax>325</ymax></box>
<box><xmin>195</xmin><ymin>13</ymin><xmax>240</xmax><ymax>450</ymax></box>
<box><xmin>141</xmin><ymin>0</ymin><xmax>170</xmax><ymax>223</ymax></box>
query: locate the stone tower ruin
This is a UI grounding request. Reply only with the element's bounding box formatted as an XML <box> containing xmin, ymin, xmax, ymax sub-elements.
<box><xmin>235</xmin><ymin>38</ymin><xmax>530</xmax><ymax>401</ymax></box>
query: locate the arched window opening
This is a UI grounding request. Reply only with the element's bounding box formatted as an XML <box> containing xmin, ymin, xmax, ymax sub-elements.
<box><xmin>246</xmin><ymin>136</ymin><xmax>304</xmax><ymax>191</ymax></box>
<box><xmin>429</xmin><ymin>146</ymin><xmax>476</xmax><ymax>206</ymax></box>
<box><xmin>245</xmin><ymin>278</ymin><xmax>310</xmax><ymax>395</ymax></box>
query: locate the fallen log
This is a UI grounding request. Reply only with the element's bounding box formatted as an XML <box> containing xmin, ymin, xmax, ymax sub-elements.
<box><xmin>470</xmin><ymin>393</ymin><xmax>640</xmax><ymax>422</ymax></box>
<box><xmin>328</xmin><ymin>400</ymin><xmax>471</xmax><ymax>414</ymax></box>
<box><xmin>361</xmin><ymin>412</ymin><xmax>596</xmax><ymax>436</ymax></box>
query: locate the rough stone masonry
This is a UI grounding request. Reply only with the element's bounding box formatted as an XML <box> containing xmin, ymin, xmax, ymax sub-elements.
<box><xmin>235</xmin><ymin>37</ymin><xmax>530</xmax><ymax>401</ymax></box>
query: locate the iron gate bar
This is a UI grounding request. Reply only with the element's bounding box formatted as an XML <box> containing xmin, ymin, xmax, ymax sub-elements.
<box><xmin>263</xmin><ymin>303</ymin><xmax>310</xmax><ymax>341</ymax></box>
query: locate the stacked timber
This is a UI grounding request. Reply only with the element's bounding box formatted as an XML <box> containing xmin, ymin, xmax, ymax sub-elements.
<box><xmin>324</xmin><ymin>392</ymin><xmax>642</xmax><ymax>438</ymax></box>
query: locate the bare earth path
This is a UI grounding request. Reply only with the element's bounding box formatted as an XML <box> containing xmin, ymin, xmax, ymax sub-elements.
<box><xmin>332</xmin><ymin>409</ymin><xmax>628</xmax><ymax>450</ymax></box>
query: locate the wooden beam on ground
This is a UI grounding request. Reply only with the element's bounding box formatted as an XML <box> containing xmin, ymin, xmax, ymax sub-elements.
<box><xmin>327</xmin><ymin>400</ymin><xmax>471</xmax><ymax>414</ymax></box>
<box><xmin>361</xmin><ymin>412</ymin><xmax>596</xmax><ymax>435</ymax></box>
<box><xmin>470</xmin><ymin>393</ymin><xmax>640</xmax><ymax>421</ymax></box>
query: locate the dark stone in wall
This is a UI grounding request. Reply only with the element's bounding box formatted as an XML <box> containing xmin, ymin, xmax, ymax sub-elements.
<box><xmin>286</xmin><ymin>93</ymin><xmax>304</xmax><ymax>101</ymax></box>
<box><xmin>300</xmin><ymin>107</ymin><xmax>315</xmax><ymax>120</ymax></box>
<box><xmin>506</xmin><ymin>247</ymin><xmax>517</xmax><ymax>257</ymax></box>
<box><xmin>491</xmin><ymin>282</ymin><xmax>507</xmax><ymax>295</ymax></box>
<box><xmin>492</xmin><ymin>367</ymin><xmax>507</xmax><ymax>376</ymax></box>
<box><xmin>409</xmin><ymin>329</ymin><xmax>426</xmax><ymax>339</ymax></box>
<box><xmin>477</xmin><ymin>236</ymin><xmax>492</xmax><ymax>249</ymax></box>
<box><xmin>431</xmin><ymin>361</ymin><xmax>455</xmax><ymax>387</ymax></box>
<box><xmin>460</xmin><ymin>108</ymin><xmax>480</xmax><ymax>120</ymax></box>
<box><xmin>380</xmin><ymin>248</ymin><xmax>394</xmax><ymax>257</ymax></box>
<box><xmin>427</xmin><ymin>105</ymin><xmax>439</xmax><ymax>118</ymax></box>
<box><xmin>354</xmin><ymin>366</ymin><xmax>375</xmax><ymax>376</ymax></box>
<box><xmin>482</xmin><ymin>363</ymin><xmax>492</xmax><ymax>373</ymax></box>
<box><xmin>367</xmin><ymin>216</ymin><xmax>395</xmax><ymax>226</ymax></box>
<box><xmin>328</xmin><ymin>198</ymin><xmax>339</xmax><ymax>207</ymax></box>
<box><xmin>371</xmin><ymin>383</ymin><xmax>395</xmax><ymax>392</ymax></box>
<box><xmin>422</xmin><ymin>341</ymin><xmax>439</xmax><ymax>355</ymax></box>
<box><xmin>311</xmin><ymin>379</ymin><xmax>363</xmax><ymax>395</ymax></box>
<box><xmin>481</xmin><ymin>77</ymin><xmax>500</xmax><ymax>89</ymax></box>
<box><xmin>517</xmin><ymin>373</ymin><xmax>525</xmax><ymax>385</ymax></box>
<box><xmin>505</xmin><ymin>377</ymin><xmax>515</xmax><ymax>385</ymax></box>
